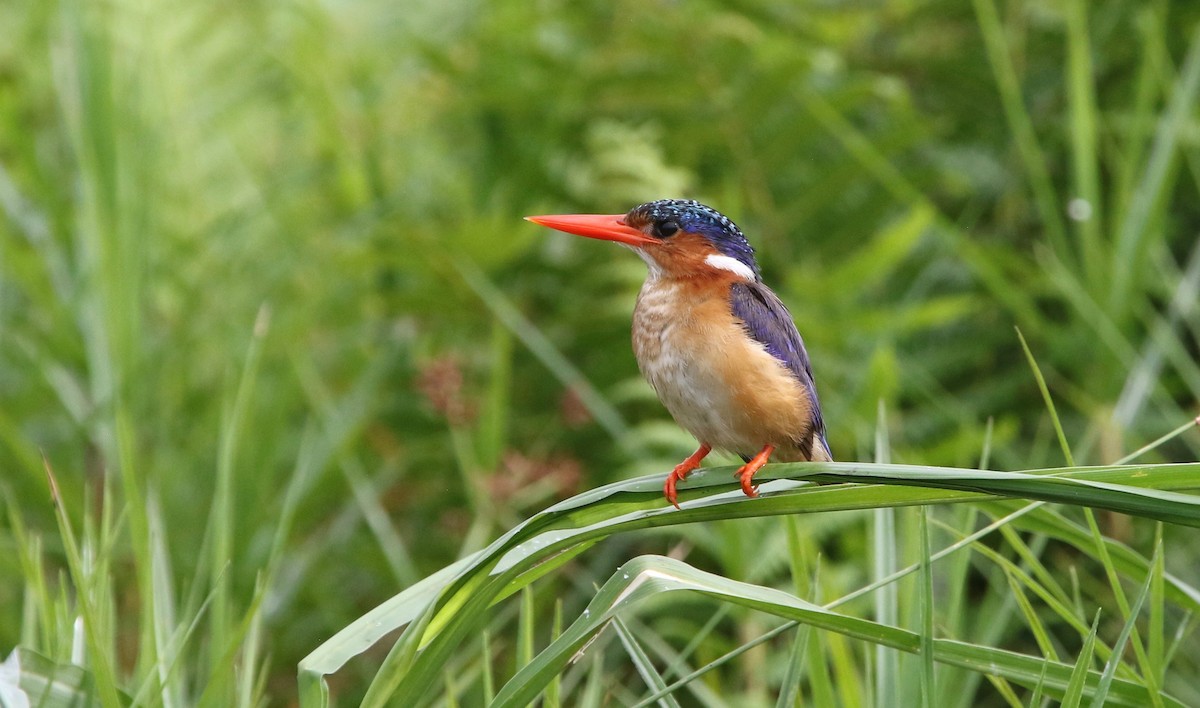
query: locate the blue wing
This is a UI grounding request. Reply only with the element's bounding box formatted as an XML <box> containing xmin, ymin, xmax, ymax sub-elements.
<box><xmin>729</xmin><ymin>281</ymin><xmax>830</xmax><ymax>459</ymax></box>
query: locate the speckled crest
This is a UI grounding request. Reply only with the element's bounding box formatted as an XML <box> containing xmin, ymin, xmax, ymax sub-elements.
<box><xmin>627</xmin><ymin>199</ymin><xmax>761</xmax><ymax>280</ymax></box>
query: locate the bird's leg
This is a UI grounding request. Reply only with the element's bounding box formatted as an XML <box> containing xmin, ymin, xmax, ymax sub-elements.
<box><xmin>735</xmin><ymin>444</ymin><xmax>776</xmax><ymax>498</ymax></box>
<box><xmin>664</xmin><ymin>443</ymin><xmax>712</xmax><ymax>509</ymax></box>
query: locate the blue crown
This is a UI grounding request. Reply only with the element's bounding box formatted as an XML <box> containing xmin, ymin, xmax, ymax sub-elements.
<box><xmin>628</xmin><ymin>199</ymin><xmax>760</xmax><ymax>280</ymax></box>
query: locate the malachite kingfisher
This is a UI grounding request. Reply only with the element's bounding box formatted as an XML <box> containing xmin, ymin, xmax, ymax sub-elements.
<box><xmin>526</xmin><ymin>199</ymin><xmax>831</xmax><ymax>508</ymax></box>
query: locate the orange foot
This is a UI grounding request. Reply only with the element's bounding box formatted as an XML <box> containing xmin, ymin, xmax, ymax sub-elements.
<box><xmin>664</xmin><ymin>443</ymin><xmax>712</xmax><ymax>509</ymax></box>
<box><xmin>734</xmin><ymin>444</ymin><xmax>776</xmax><ymax>498</ymax></box>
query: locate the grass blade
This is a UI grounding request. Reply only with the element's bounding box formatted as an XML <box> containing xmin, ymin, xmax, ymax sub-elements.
<box><xmin>1089</xmin><ymin>541</ymin><xmax>1159</xmax><ymax>708</ymax></box>
<box><xmin>1063</xmin><ymin>612</ymin><xmax>1101</xmax><ymax>708</ymax></box>
<box><xmin>493</xmin><ymin>555</ymin><xmax>1181</xmax><ymax>707</ymax></box>
<box><xmin>614</xmin><ymin>617</ymin><xmax>681</xmax><ymax>708</ymax></box>
<box><xmin>1111</xmin><ymin>26</ymin><xmax>1200</xmax><ymax>310</ymax></box>
<box><xmin>775</xmin><ymin>624</ymin><xmax>810</xmax><ymax>708</ymax></box>
<box><xmin>300</xmin><ymin>459</ymin><xmax>1200</xmax><ymax>702</ymax></box>
<box><xmin>971</xmin><ymin>0</ymin><xmax>1068</xmax><ymax>261</ymax></box>
<box><xmin>1064</xmin><ymin>0</ymin><xmax>1103</xmax><ymax>283</ymax></box>
<box><xmin>918</xmin><ymin>506</ymin><xmax>935</xmax><ymax>707</ymax></box>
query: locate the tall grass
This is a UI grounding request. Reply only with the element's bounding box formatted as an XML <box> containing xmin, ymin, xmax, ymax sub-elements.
<box><xmin>1</xmin><ymin>0</ymin><xmax>1199</xmax><ymax>704</ymax></box>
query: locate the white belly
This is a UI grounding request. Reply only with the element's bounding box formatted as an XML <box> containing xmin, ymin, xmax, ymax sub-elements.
<box><xmin>632</xmin><ymin>283</ymin><xmax>755</xmax><ymax>452</ymax></box>
<box><xmin>644</xmin><ymin>340</ymin><xmax>745</xmax><ymax>448</ymax></box>
<box><xmin>630</xmin><ymin>278</ymin><xmax>820</xmax><ymax>460</ymax></box>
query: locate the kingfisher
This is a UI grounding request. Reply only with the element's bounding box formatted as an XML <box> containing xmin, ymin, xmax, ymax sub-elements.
<box><xmin>526</xmin><ymin>199</ymin><xmax>831</xmax><ymax>508</ymax></box>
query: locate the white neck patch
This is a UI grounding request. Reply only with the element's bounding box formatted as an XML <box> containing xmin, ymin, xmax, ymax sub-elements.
<box><xmin>703</xmin><ymin>253</ymin><xmax>756</xmax><ymax>281</ymax></box>
<box><xmin>631</xmin><ymin>247</ymin><xmax>664</xmax><ymax>280</ymax></box>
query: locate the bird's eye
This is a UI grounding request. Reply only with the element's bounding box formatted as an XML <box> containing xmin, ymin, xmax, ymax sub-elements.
<box><xmin>656</xmin><ymin>220</ymin><xmax>680</xmax><ymax>238</ymax></box>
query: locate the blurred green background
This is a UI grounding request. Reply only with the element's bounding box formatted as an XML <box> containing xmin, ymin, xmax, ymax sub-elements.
<box><xmin>3</xmin><ymin>0</ymin><xmax>1200</xmax><ymax>703</ymax></box>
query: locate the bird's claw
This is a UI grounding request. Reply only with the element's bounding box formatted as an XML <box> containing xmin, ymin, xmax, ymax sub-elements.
<box><xmin>738</xmin><ymin>469</ymin><xmax>760</xmax><ymax>498</ymax></box>
<box><xmin>664</xmin><ymin>471</ymin><xmax>685</xmax><ymax>510</ymax></box>
<box><xmin>664</xmin><ymin>463</ymin><xmax>696</xmax><ymax>510</ymax></box>
<box><xmin>663</xmin><ymin>443</ymin><xmax>712</xmax><ymax>509</ymax></box>
<box><xmin>733</xmin><ymin>444</ymin><xmax>773</xmax><ymax>499</ymax></box>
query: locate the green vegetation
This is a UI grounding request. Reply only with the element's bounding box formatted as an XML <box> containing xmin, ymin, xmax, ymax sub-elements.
<box><xmin>2</xmin><ymin>0</ymin><xmax>1199</xmax><ymax>705</ymax></box>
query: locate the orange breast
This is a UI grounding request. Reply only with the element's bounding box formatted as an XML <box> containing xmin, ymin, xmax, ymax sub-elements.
<box><xmin>631</xmin><ymin>275</ymin><xmax>823</xmax><ymax>461</ymax></box>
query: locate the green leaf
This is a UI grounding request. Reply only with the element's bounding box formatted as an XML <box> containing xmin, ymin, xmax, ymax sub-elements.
<box><xmin>299</xmin><ymin>461</ymin><xmax>1200</xmax><ymax>703</ymax></box>
<box><xmin>492</xmin><ymin>556</ymin><xmax>1181</xmax><ymax>707</ymax></box>
<box><xmin>8</xmin><ymin>647</ymin><xmax>128</xmax><ymax>707</ymax></box>
<box><xmin>1063</xmin><ymin>612</ymin><xmax>1101</xmax><ymax>708</ymax></box>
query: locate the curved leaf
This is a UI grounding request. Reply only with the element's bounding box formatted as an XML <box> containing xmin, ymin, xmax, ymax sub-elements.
<box><xmin>493</xmin><ymin>555</ymin><xmax>1182</xmax><ymax>708</ymax></box>
<box><xmin>298</xmin><ymin>461</ymin><xmax>1200</xmax><ymax>705</ymax></box>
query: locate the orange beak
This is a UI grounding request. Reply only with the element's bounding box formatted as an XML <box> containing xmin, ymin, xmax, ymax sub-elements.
<box><xmin>525</xmin><ymin>213</ymin><xmax>656</xmax><ymax>247</ymax></box>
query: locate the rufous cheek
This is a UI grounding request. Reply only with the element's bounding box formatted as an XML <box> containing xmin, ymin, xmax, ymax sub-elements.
<box><xmin>642</xmin><ymin>232</ymin><xmax>721</xmax><ymax>275</ymax></box>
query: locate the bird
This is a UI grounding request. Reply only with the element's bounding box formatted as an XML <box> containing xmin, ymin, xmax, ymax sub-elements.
<box><xmin>526</xmin><ymin>199</ymin><xmax>831</xmax><ymax>508</ymax></box>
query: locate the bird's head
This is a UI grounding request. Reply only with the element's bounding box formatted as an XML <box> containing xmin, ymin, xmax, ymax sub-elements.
<box><xmin>527</xmin><ymin>199</ymin><xmax>761</xmax><ymax>282</ymax></box>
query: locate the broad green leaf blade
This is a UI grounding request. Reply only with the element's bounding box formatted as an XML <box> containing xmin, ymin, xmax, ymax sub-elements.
<box><xmin>493</xmin><ymin>555</ymin><xmax>916</xmax><ymax>707</ymax></box>
<box><xmin>299</xmin><ymin>461</ymin><xmax>1200</xmax><ymax>703</ymax></box>
<box><xmin>9</xmin><ymin>647</ymin><xmax>129</xmax><ymax>707</ymax></box>
<box><xmin>492</xmin><ymin>556</ymin><xmax>1182</xmax><ymax>708</ymax></box>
